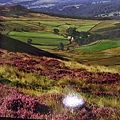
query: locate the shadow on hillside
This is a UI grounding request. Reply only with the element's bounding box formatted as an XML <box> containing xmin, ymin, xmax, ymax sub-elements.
<box><xmin>0</xmin><ymin>34</ymin><xmax>66</xmax><ymax>60</ymax></box>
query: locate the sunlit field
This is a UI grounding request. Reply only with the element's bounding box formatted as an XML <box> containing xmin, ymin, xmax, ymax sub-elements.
<box><xmin>76</xmin><ymin>40</ymin><xmax>120</xmax><ymax>51</ymax></box>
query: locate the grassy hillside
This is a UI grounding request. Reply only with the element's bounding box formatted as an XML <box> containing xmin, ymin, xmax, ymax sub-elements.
<box><xmin>0</xmin><ymin>8</ymin><xmax>120</xmax><ymax>68</ymax></box>
<box><xmin>0</xmin><ymin>48</ymin><xmax>120</xmax><ymax>119</ymax></box>
<box><xmin>90</xmin><ymin>21</ymin><xmax>120</xmax><ymax>32</ymax></box>
<box><xmin>9</xmin><ymin>31</ymin><xmax>68</xmax><ymax>47</ymax></box>
<box><xmin>90</xmin><ymin>20</ymin><xmax>120</xmax><ymax>39</ymax></box>
<box><xmin>0</xmin><ymin>34</ymin><xmax>63</xmax><ymax>59</ymax></box>
<box><xmin>1</xmin><ymin>19</ymin><xmax>120</xmax><ymax>50</ymax></box>
<box><xmin>76</xmin><ymin>40</ymin><xmax>120</xmax><ymax>51</ymax></box>
<box><xmin>0</xmin><ymin>19</ymin><xmax>100</xmax><ymax>49</ymax></box>
<box><xmin>0</xmin><ymin>6</ymin><xmax>120</xmax><ymax>119</ymax></box>
<box><xmin>1</xmin><ymin>14</ymin><xmax>120</xmax><ymax>69</ymax></box>
<box><xmin>103</xmin><ymin>47</ymin><xmax>120</xmax><ymax>55</ymax></box>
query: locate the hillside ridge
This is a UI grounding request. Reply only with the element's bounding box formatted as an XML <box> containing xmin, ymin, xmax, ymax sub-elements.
<box><xmin>1</xmin><ymin>0</ymin><xmax>120</xmax><ymax>19</ymax></box>
<box><xmin>0</xmin><ymin>34</ymin><xmax>64</xmax><ymax>60</ymax></box>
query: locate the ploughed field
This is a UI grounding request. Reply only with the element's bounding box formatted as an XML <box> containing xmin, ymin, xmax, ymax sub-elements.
<box><xmin>0</xmin><ymin>49</ymin><xmax>120</xmax><ymax>119</ymax></box>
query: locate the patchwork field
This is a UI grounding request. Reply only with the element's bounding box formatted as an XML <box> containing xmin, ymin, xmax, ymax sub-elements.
<box><xmin>1</xmin><ymin>20</ymin><xmax>100</xmax><ymax>49</ymax></box>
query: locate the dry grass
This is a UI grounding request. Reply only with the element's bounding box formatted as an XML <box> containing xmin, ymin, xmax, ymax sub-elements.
<box><xmin>102</xmin><ymin>47</ymin><xmax>120</xmax><ymax>55</ymax></box>
<box><xmin>91</xmin><ymin>20</ymin><xmax>120</xmax><ymax>32</ymax></box>
<box><xmin>63</xmin><ymin>60</ymin><xmax>119</xmax><ymax>74</ymax></box>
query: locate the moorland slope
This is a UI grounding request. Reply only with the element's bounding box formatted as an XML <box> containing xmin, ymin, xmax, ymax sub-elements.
<box><xmin>0</xmin><ymin>34</ymin><xmax>63</xmax><ymax>59</ymax></box>
<box><xmin>0</xmin><ymin>4</ymin><xmax>120</xmax><ymax>120</ymax></box>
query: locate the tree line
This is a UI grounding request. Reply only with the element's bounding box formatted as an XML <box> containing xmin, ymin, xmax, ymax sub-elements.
<box><xmin>66</xmin><ymin>27</ymin><xmax>103</xmax><ymax>46</ymax></box>
<box><xmin>58</xmin><ymin>27</ymin><xmax>104</xmax><ymax>50</ymax></box>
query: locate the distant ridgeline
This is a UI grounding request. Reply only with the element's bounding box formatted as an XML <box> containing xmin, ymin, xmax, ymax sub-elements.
<box><xmin>36</xmin><ymin>11</ymin><xmax>112</xmax><ymax>20</ymax></box>
<box><xmin>31</xmin><ymin>0</ymin><xmax>120</xmax><ymax>20</ymax></box>
<box><xmin>0</xmin><ymin>3</ymin><xmax>119</xmax><ymax>20</ymax></box>
<box><xmin>0</xmin><ymin>4</ymin><xmax>30</xmax><ymax>17</ymax></box>
<box><xmin>0</xmin><ymin>0</ymin><xmax>120</xmax><ymax>20</ymax></box>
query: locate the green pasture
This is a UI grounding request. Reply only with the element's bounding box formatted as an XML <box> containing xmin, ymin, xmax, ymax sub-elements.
<box><xmin>10</xmin><ymin>21</ymin><xmax>31</xmax><ymax>26</ymax></box>
<box><xmin>32</xmin><ymin>45</ymin><xmax>57</xmax><ymax>50</ymax></box>
<box><xmin>3</xmin><ymin>19</ymin><xmax>120</xmax><ymax>51</ymax></box>
<box><xmin>9</xmin><ymin>31</ymin><xmax>69</xmax><ymax>49</ymax></box>
<box><xmin>9</xmin><ymin>31</ymin><xmax>63</xmax><ymax>39</ymax></box>
<box><xmin>3</xmin><ymin>19</ymin><xmax>119</xmax><ymax>35</ymax></box>
<box><xmin>90</xmin><ymin>21</ymin><xmax>120</xmax><ymax>32</ymax></box>
<box><xmin>77</xmin><ymin>25</ymin><xmax>96</xmax><ymax>32</ymax></box>
<box><xmin>1</xmin><ymin>21</ymin><xmax>30</xmax><ymax>27</ymax></box>
<box><xmin>95</xmin><ymin>22</ymin><xmax>120</xmax><ymax>33</ymax></box>
<box><xmin>36</xmin><ymin>20</ymin><xmax>99</xmax><ymax>32</ymax></box>
<box><xmin>75</xmin><ymin>40</ymin><xmax>120</xmax><ymax>51</ymax></box>
<box><xmin>7</xmin><ymin>20</ymin><xmax>100</xmax><ymax>50</ymax></box>
<box><xmin>5</xmin><ymin>20</ymin><xmax>99</xmax><ymax>32</ymax></box>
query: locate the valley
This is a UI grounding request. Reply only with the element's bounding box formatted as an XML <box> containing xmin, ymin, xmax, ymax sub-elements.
<box><xmin>0</xmin><ymin>4</ymin><xmax>120</xmax><ymax>120</ymax></box>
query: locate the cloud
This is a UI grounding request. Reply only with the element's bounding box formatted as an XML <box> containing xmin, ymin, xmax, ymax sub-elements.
<box><xmin>12</xmin><ymin>0</ymin><xmax>58</xmax><ymax>3</ymax></box>
<box><xmin>31</xmin><ymin>0</ymin><xmax>59</xmax><ymax>5</ymax></box>
<box><xmin>37</xmin><ymin>0</ymin><xmax>58</xmax><ymax>3</ymax></box>
<box><xmin>12</xmin><ymin>0</ymin><xmax>35</xmax><ymax>2</ymax></box>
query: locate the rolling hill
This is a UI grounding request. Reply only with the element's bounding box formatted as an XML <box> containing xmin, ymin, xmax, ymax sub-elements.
<box><xmin>0</xmin><ymin>45</ymin><xmax>120</xmax><ymax>119</ymax></box>
<box><xmin>0</xmin><ymin>4</ymin><xmax>120</xmax><ymax>68</ymax></box>
<box><xmin>0</xmin><ymin>4</ymin><xmax>61</xmax><ymax>20</ymax></box>
<box><xmin>0</xmin><ymin>0</ymin><xmax>120</xmax><ymax>19</ymax></box>
<box><xmin>0</xmin><ymin>2</ymin><xmax>120</xmax><ymax>120</ymax></box>
<box><xmin>0</xmin><ymin>34</ymin><xmax>64</xmax><ymax>59</ymax></box>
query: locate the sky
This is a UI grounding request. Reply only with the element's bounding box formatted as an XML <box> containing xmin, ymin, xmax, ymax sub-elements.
<box><xmin>35</xmin><ymin>0</ymin><xmax>59</xmax><ymax>3</ymax></box>
<box><xmin>12</xmin><ymin>0</ymin><xmax>59</xmax><ymax>3</ymax></box>
<box><xmin>40</xmin><ymin>0</ymin><xmax>58</xmax><ymax>2</ymax></box>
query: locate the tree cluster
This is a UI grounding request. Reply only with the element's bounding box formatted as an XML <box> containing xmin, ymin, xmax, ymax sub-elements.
<box><xmin>66</xmin><ymin>27</ymin><xmax>103</xmax><ymax>46</ymax></box>
<box><xmin>58</xmin><ymin>42</ymin><xmax>64</xmax><ymax>50</ymax></box>
<box><xmin>27</xmin><ymin>38</ymin><xmax>32</xmax><ymax>44</ymax></box>
<box><xmin>53</xmin><ymin>28</ymin><xmax>59</xmax><ymax>34</ymax></box>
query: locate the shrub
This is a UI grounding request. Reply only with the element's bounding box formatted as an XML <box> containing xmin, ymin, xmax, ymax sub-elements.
<box><xmin>58</xmin><ymin>42</ymin><xmax>64</xmax><ymax>50</ymax></box>
<box><xmin>0</xmin><ymin>93</ymin><xmax>50</xmax><ymax>119</ymax></box>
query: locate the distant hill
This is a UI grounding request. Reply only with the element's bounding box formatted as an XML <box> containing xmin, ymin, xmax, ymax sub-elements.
<box><xmin>0</xmin><ymin>4</ymin><xmax>61</xmax><ymax>21</ymax></box>
<box><xmin>36</xmin><ymin>0</ymin><xmax>120</xmax><ymax>19</ymax></box>
<box><xmin>0</xmin><ymin>34</ymin><xmax>63</xmax><ymax>59</ymax></box>
<box><xmin>0</xmin><ymin>4</ymin><xmax>31</xmax><ymax>17</ymax></box>
<box><xmin>0</xmin><ymin>0</ymin><xmax>120</xmax><ymax>19</ymax></box>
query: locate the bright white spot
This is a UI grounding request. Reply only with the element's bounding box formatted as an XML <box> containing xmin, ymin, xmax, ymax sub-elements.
<box><xmin>63</xmin><ymin>94</ymin><xmax>85</xmax><ymax>109</ymax></box>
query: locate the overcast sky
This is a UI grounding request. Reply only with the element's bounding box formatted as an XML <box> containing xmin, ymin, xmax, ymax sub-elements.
<box><xmin>40</xmin><ymin>0</ymin><xmax>58</xmax><ymax>2</ymax></box>
<box><xmin>12</xmin><ymin>0</ymin><xmax>59</xmax><ymax>3</ymax></box>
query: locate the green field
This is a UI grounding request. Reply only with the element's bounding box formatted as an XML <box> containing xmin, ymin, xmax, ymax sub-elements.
<box><xmin>1</xmin><ymin>19</ymin><xmax>120</xmax><ymax>51</ymax></box>
<box><xmin>3</xmin><ymin>20</ymin><xmax>99</xmax><ymax>33</ymax></box>
<box><xmin>75</xmin><ymin>40</ymin><xmax>120</xmax><ymax>51</ymax></box>
<box><xmin>9</xmin><ymin>31</ymin><xmax>69</xmax><ymax>49</ymax></box>
<box><xmin>90</xmin><ymin>20</ymin><xmax>120</xmax><ymax>33</ymax></box>
<box><xmin>36</xmin><ymin>20</ymin><xmax>99</xmax><ymax>32</ymax></box>
<box><xmin>9</xmin><ymin>31</ymin><xmax>63</xmax><ymax>38</ymax></box>
<box><xmin>6</xmin><ymin>20</ymin><xmax>100</xmax><ymax>49</ymax></box>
